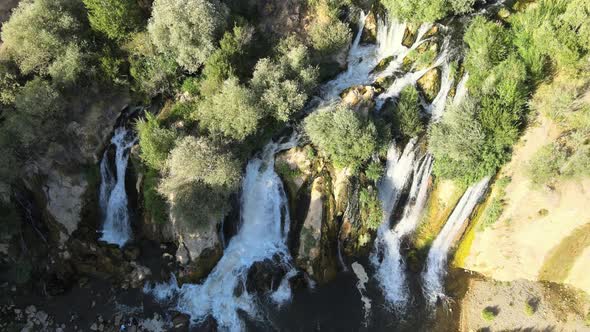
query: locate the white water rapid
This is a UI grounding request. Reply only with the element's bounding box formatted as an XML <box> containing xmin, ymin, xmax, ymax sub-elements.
<box><xmin>99</xmin><ymin>126</ymin><xmax>137</xmax><ymax>247</ymax></box>
<box><xmin>421</xmin><ymin>176</ymin><xmax>490</xmax><ymax>306</ymax></box>
<box><xmin>145</xmin><ymin>137</ymin><xmax>298</xmax><ymax>331</ymax></box>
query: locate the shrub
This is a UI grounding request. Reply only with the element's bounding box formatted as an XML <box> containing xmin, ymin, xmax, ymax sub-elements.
<box><xmin>136</xmin><ymin>112</ymin><xmax>178</xmax><ymax>170</ymax></box>
<box><xmin>126</xmin><ymin>32</ymin><xmax>180</xmax><ymax>97</ymax></box>
<box><xmin>251</xmin><ymin>36</ymin><xmax>318</xmax><ymax>122</ymax></box>
<box><xmin>192</xmin><ymin>77</ymin><xmax>261</xmax><ymax>141</ymax></box>
<box><xmin>365</xmin><ymin>160</ymin><xmax>384</xmax><ymax>183</ymax></box>
<box><xmin>200</xmin><ymin>25</ymin><xmax>254</xmax><ymax>96</ymax></box>
<box><xmin>524</xmin><ymin>300</ymin><xmax>536</xmax><ymax>316</ymax></box>
<box><xmin>528</xmin><ymin>143</ymin><xmax>567</xmax><ymax>186</ymax></box>
<box><xmin>10</xmin><ymin>78</ymin><xmax>64</xmax><ymax>149</ymax></box>
<box><xmin>428</xmin><ymin>98</ymin><xmax>489</xmax><ymax>183</ymax></box>
<box><xmin>0</xmin><ymin>62</ymin><xmax>20</xmax><ymax>106</ymax></box>
<box><xmin>148</xmin><ymin>0</ymin><xmax>227</xmax><ymax>72</ymax></box>
<box><xmin>390</xmin><ymin>85</ymin><xmax>424</xmax><ymax>139</ymax></box>
<box><xmin>1</xmin><ymin>0</ymin><xmax>86</xmax><ymax>82</ymax></box>
<box><xmin>481</xmin><ymin>307</ymin><xmax>498</xmax><ymax>321</ymax></box>
<box><xmin>143</xmin><ymin>169</ymin><xmax>169</xmax><ymax>225</ymax></box>
<box><xmin>304</xmin><ymin>104</ymin><xmax>378</xmax><ymax>170</ymax></box>
<box><xmin>159</xmin><ymin>136</ymin><xmax>241</xmax><ymax>229</ymax></box>
<box><xmin>380</xmin><ymin>0</ymin><xmax>447</xmax><ymax>23</ymax></box>
<box><xmin>83</xmin><ymin>0</ymin><xmax>144</xmax><ymax>40</ymax></box>
<box><xmin>359</xmin><ymin>188</ymin><xmax>382</xmax><ymax>230</ymax></box>
<box><xmin>464</xmin><ymin>16</ymin><xmax>510</xmax><ymax>89</ymax></box>
<box><xmin>309</xmin><ymin>19</ymin><xmax>351</xmax><ymax>55</ymax></box>
<box><xmin>479</xmin><ymin>197</ymin><xmax>503</xmax><ymax>230</ymax></box>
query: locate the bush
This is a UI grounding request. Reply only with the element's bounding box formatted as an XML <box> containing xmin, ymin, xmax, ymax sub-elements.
<box><xmin>309</xmin><ymin>20</ymin><xmax>351</xmax><ymax>55</ymax></box>
<box><xmin>359</xmin><ymin>188</ymin><xmax>382</xmax><ymax>230</ymax></box>
<box><xmin>143</xmin><ymin>169</ymin><xmax>169</xmax><ymax>225</ymax></box>
<box><xmin>0</xmin><ymin>62</ymin><xmax>20</xmax><ymax>106</ymax></box>
<box><xmin>192</xmin><ymin>77</ymin><xmax>261</xmax><ymax>141</ymax></box>
<box><xmin>304</xmin><ymin>104</ymin><xmax>378</xmax><ymax>170</ymax></box>
<box><xmin>1</xmin><ymin>0</ymin><xmax>86</xmax><ymax>82</ymax></box>
<box><xmin>159</xmin><ymin>136</ymin><xmax>241</xmax><ymax>229</ymax></box>
<box><xmin>126</xmin><ymin>32</ymin><xmax>180</xmax><ymax>97</ymax></box>
<box><xmin>200</xmin><ymin>25</ymin><xmax>254</xmax><ymax>97</ymax></box>
<box><xmin>251</xmin><ymin>36</ymin><xmax>318</xmax><ymax>122</ymax></box>
<box><xmin>9</xmin><ymin>78</ymin><xmax>64</xmax><ymax>150</ymax></box>
<box><xmin>481</xmin><ymin>307</ymin><xmax>498</xmax><ymax>321</ymax></box>
<box><xmin>365</xmin><ymin>160</ymin><xmax>384</xmax><ymax>183</ymax></box>
<box><xmin>136</xmin><ymin>112</ymin><xmax>178</xmax><ymax>170</ymax></box>
<box><xmin>390</xmin><ymin>86</ymin><xmax>424</xmax><ymax>139</ymax></box>
<box><xmin>464</xmin><ymin>16</ymin><xmax>510</xmax><ymax>89</ymax></box>
<box><xmin>524</xmin><ymin>300</ymin><xmax>536</xmax><ymax>316</ymax></box>
<box><xmin>380</xmin><ymin>0</ymin><xmax>447</xmax><ymax>23</ymax></box>
<box><xmin>528</xmin><ymin>143</ymin><xmax>567</xmax><ymax>186</ymax></box>
<box><xmin>148</xmin><ymin>0</ymin><xmax>227</xmax><ymax>72</ymax></box>
<box><xmin>83</xmin><ymin>0</ymin><xmax>144</xmax><ymax>40</ymax></box>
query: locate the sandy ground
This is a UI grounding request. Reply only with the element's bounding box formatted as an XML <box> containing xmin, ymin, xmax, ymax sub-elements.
<box><xmin>463</xmin><ymin>116</ymin><xmax>590</xmax><ymax>294</ymax></box>
<box><xmin>461</xmin><ymin>277</ymin><xmax>590</xmax><ymax>331</ymax></box>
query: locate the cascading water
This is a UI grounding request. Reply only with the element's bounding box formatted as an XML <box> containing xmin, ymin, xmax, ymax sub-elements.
<box><xmin>453</xmin><ymin>72</ymin><xmax>469</xmax><ymax>106</ymax></box>
<box><xmin>426</xmin><ymin>61</ymin><xmax>454</xmax><ymax>120</ymax></box>
<box><xmin>372</xmin><ymin>155</ymin><xmax>433</xmax><ymax>309</ymax></box>
<box><xmin>421</xmin><ymin>177</ymin><xmax>490</xmax><ymax>306</ymax></box>
<box><xmin>145</xmin><ymin>137</ymin><xmax>298</xmax><ymax>331</ymax></box>
<box><xmin>99</xmin><ymin>126</ymin><xmax>137</xmax><ymax>247</ymax></box>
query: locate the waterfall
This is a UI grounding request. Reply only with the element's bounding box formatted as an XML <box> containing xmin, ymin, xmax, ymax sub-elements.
<box><xmin>145</xmin><ymin>137</ymin><xmax>298</xmax><ymax>331</ymax></box>
<box><xmin>453</xmin><ymin>72</ymin><xmax>469</xmax><ymax>106</ymax></box>
<box><xmin>99</xmin><ymin>127</ymin><xmax>137</xmax><ymax>247</ymax></box>
<box><xmin>421</xmin><ymin>177</ymin><xmax>490</xmax><ymax>306</ymax></box>
<box><xmin>322</xmin><ymin>16</ymin><xmax>408</xmax><ymax>98</ymax></box>
<box><xmin>427</xmin><ymin>61</ymin><xmax>454</xmax><ymax>120</ymax></box>
<box><xmin>377</xmin><ymin>139</ymin><xmax>418</xmax><ymax>224</ymax></box>
<box><xmin>376</xmin><ymin>23</ymin><xmax>432</xmax><ymax>80</ymax></box>
<box><xmin>372</xmin><ymin>154</ymin><xmax>433</xmax><ymax>309</ymax></box>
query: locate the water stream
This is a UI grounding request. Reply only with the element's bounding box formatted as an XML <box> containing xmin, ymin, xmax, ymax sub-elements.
<box><xmin>99</xmin><ymin>126</ymin><xmax>137</xmax><ymax>247</ymax></box>
<box><xmin>422</xmin><ymin>177</ymin><xmax>490</xmax><ymax>306</ymax></box>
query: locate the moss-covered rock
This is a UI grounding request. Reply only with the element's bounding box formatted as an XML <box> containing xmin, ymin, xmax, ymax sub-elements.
<box><xmin>417</xmin><ymin>67</ymin><xmax>441</xmax><ymax>103</ymax></box>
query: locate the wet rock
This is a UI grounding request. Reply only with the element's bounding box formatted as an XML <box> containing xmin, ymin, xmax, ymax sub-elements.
<box><xmin>90</xmin><ymin>322</ymin><xmax>98</xmax><ymax>331</ymax></box>
<box><xmin>361</xmin><ymin>11</ymin><xmax>377</xmax><ymax>44</ymax></box>
<box><xmin>172</xmin><ymin>313</ymin><xmax>190</xmax><ymax>331</ymax></box>
<box><xmin>123</xmin><ymin>246</ymin><xmax>140</xmax><ymax>261</ymax></box>
<box><xmin>402</xmin><ymin>23</ymin><xmax>419</xmax><ymax>48</ymax></box>
<box><xmin>275</xmin><ymin>146</ymin><xmax>314</xmax><ymax>198</ymax></box>
<box><xmin>340</xmin><ymin>85</ymin><xmax>376</xmax><ymax>118</ymax></box>
<box><xmin>296</xmin><ymin>177</ymin><xmax>326</xmax><ymax>277</ymax></box>
<box><xmin>417</xmin><ymin>67</ymin><xmax>441</xmax><ymax>103</ymax></box>
<box><xmin>128</xmin><ymin>262</ymin><xmax>151</xmax><ymax>288</ymax></box>
<box><xmin>246</xmin><ymin>255</ymin><xmax>287</xmax><ymax>294</ymax></box>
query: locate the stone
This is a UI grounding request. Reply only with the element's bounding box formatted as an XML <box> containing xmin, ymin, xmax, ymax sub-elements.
<box><xmin>90</xmin><ymin>323</ymin><xmax>98</xmax><ymax>331</ymax></box>
<box><xmin>361</xmin><ymin>11</ymin><xmax>377</xmax><ymax>44</ymax></box>
<box><xmin>417</xmin><ymin>67</ymin><xmax>441</xmax><ymax>103</ymax></box>
<box><xmin>296</xmin><ymin>177</ymin><xmax>325</xmax><ymax>277</ymax></box>
<box><xmin>172</xmin><ymin>313</ymin><xmax>190</xmax><ymax>330</ymax></box>
<box><xmin>340</xmin><ymin>85</ymin><xmax>376</xmax><ymax>118</ymax></box>
<box><xmin>43</xmin><ymin>169</ymin><xmax>88</xmax><ymax>240</ymax></box>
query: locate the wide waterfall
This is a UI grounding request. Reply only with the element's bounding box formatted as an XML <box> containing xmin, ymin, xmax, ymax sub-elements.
<box><xmin>99</xmin><ymin>126</ymin><xmax>137</xmax><ymax>247</ymax></box>
<box><xmin>146</xmin><ymin>138</ymin><xmax>297</xmax><ymax>331</ymax></box>
<box><xmin>422</xmin><ymin>177</ymin><xmax>490</xmax><ymax>306</ymax></box>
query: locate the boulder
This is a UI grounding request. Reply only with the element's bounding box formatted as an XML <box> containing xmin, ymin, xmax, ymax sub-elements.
<box><xmin>402</xmin><ymin>23</ymin><xmax>419</xmax><ymax>48</ymax></box>
<box><xmin>275</xmin><ymin>146</ymin><xmax>314</xmax><ymax>198</ymax></box>
<box><xmin>361</xmin><ymin>11</ymin><xmax>377</xmax><ymax>44</ymax></box>
<box><xmin>417</xmin><ymin>67</ymin><xmax>441</xmax><ymax>103</ymax></box>
<box><xmin>341</xmin><ymin>85</ymin><xmax>376</xmax><ymax>118</ymax></box>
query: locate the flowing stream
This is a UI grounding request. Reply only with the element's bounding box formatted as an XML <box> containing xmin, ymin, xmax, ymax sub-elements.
<box><xmin>99</xmin><ymin>126</ymin><xmax>137</xmax><ymax>247</ymax></box>
<box><xmin>422</xmin><ymin>177</ymin><xmax>490</xmax><ymax>306</ymax></box>
<box><xmin>146</xmin><ymin>137</ymin><xmax>298</xmax><ymax>331</ymax></box>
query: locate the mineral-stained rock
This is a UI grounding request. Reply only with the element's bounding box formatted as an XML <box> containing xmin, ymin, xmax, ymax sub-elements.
<box><xmin>296</xmin><ymin>177</ymin><xmax>326</xmax><ymax>276</ymax></box>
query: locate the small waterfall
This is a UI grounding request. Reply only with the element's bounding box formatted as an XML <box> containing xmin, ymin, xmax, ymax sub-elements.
<box><xmin>322</xmin><ymin>15</ymin><xmax>408</xmax><ymax>98</ymax></box>
<box><xmin>427</xmin><ymin>61</ymin><xmax>454</xmax><ymax>120</ymax></box>
<box><xmin>145</xmin><ymin>137</ymin><xmax>298</xmax><ymax>331</ymax></box>
<box><xmin>453</xmin><ymin>72</ymin><xmax>469</xmax><ymax>106</ymax></box>
<box><xmin>376</xmin><ymin>37</ymin><xmax>450</xmax><ymax>110</ymax></box>
<box><xmin>372</xmin><ymin>154</ymin><xmax>433</xmax><ymax>309</ymax></box>
<box><xmin>99</xmin><ymin>127</ymin><xmax>137</xmax><ymax>247</ymax></box>
<box><xmin>377</xmin><ymin>139</ymin><xmax>418</xmax><ymax>224</ymax></box>
<box><xmin>421</xmin><ymin>177</ymin><xmax>490</xmax><ymax>306</ymax></box>
<box><xmin>376</xmin><ymin>23</ymin><xmax>432</xmax><ymax>79</ymax></box>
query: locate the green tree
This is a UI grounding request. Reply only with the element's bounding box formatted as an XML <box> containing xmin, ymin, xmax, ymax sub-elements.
<box><xmin>380</xmin><ymin>0</ymin><xmax>474</xmax><ymax>22</ymax></box>
<box><xmin>1</xmin><ymin>0</ymin><xmax>85</xmax><ymax>83</ymax></box>
<box><xmin>192</xmin><ymin>77</ymin><xmax>261</xmax><ymax>141</ymax></box>
<box><xmin>159</xmin><ymin>136</ymin><xmax>241</xmax><ymax>228</ymax></box>
<box><xmin>83</xmin><ymin>0</ymin><xmax>144</xmax><ymax>40</ymax></box>
<box><xmin>136</xmin><ymin>112</ymin><xmax>178</xmax><ymax>170</ymax></box>
<box><xmin>148</xmin><ymin>0</ymin><xmax>227</xmax><ymax>72</ymax></box>
<box><xmin>304</xmin><ymin>104</ymin><xmax>377</xmax><ymax>170</ymax></box>
<box><xmin>251</xmin><ymin>36</ymin><xmax>318</xmax><ymax>122</ymax></box>
<box><xmin>390</xmin><ymin>86</ymin><xmax>424</xmax><ymax>139</ymax></box>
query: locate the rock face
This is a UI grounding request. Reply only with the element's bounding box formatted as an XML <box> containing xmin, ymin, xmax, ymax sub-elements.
<box><xmin>296</xmin><ymin>177</ymin><xmax>325</xmax><ymax>276</ymax></box>
<box><xmin>417</xmin><ymin>68</ymin><xmax>441</xmax><ymax>103</ymax></box>
<box><xmin>44</xmin><ymin>170</ymin><xmax>89</xmax><ymax>242</ymax></box>
<box><xmin>170</xmin><ymin>209</ymin><xmax>222</xmax><ymax>282</ymax></box>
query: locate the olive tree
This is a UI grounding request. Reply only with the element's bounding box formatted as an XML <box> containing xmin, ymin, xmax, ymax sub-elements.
<box><xmin>148</xmin><ymin>0</ymin><xmax>227</xmax><ymax>72</ymax></box>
